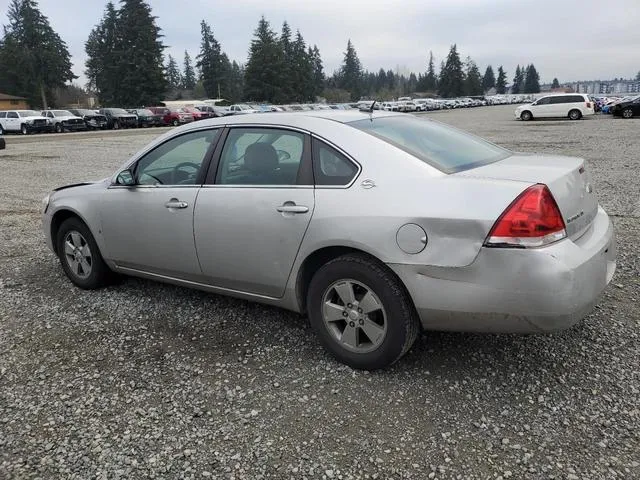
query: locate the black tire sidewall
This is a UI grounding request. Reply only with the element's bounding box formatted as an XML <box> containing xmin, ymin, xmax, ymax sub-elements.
<box><xmin>56</xmin><ymin>217</ymin><xmax>111</xmax><ymax>289</ymax></box>
<box><xmin>521</xmin><ymin>111</ymin><xmax>532</xmax><ymax>121</ymax></box>
<box><xmin>569</xmin><ymin>109</ymin><xmax>581</xmax><ymax>120</ymax></box>
<box><xmin>307</xmin><ymin>255</ymin><xmax>416</xmax><ymax>370</ymax></box>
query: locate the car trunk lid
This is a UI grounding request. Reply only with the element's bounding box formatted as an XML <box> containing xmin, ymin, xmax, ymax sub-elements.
<box><xmin>457</xmin><ymin>154</ymin><xmax>598</xmax><ymax>240</ymax></box>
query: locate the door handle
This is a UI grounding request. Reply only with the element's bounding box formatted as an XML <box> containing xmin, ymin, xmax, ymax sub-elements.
<box><xmin>165</xmin><ymin>200</ymin><xmax>188</xmax><ymax>209</ymax></box>
<box><xmin>276</xmin><ymin>204</ymin><xmax>309</xmax><ymax>214</ymax></box>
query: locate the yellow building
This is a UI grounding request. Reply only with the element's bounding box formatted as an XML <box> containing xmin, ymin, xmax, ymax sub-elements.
<box><xmin>0</xmin><ymin>93</ymin><xmax>28</xmax><ymax>110</ymax></box>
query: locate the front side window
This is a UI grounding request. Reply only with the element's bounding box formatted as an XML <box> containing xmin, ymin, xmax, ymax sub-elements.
<box><xmin>7</xmin><ymin>112</ymin><xmax>18</xmax><ymax>119</ymax></box>
<box><xmin>216</xmin><ymin>128</ymin><xmax>305</xmax><ymax>185</ymax></box>
<box><xmin>135</xmin><ymin>129</ymin><xmax>219</xmax><ymax>186</ymax></box>
<box><xmin>312</xmin><ymin>139</ymin><xmax>359</xmax><ymax>186</ymax></box>
<box><xmin>536</xmin><ymin>97</ymin><xmax>551</xmax><ymax>105</ymax></box>
<box><xmin>349</xmin><ymin>115</ymin><xmax>509</xmax><ymax>174</ymax></box>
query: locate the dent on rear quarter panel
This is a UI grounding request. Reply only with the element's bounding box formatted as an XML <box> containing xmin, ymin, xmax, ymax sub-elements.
<box><xmin>304</xmin><ymin>176</ymin><xmax>531</xmax><ymax>268</ymax></box>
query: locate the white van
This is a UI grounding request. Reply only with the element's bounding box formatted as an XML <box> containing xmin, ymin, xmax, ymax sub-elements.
<box><xmin>515</xmin><ymin>94</ymin><xmax>594</xmax><ymax>121</ymax></box>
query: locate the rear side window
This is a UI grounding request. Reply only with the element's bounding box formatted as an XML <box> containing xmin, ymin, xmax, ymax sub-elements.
<box><xmin>549</xmin><ymin>96</ymin><xmax>567</xmax><ymax>104</ymax></box>
<box><xmin>312</xmin><ymin>139</ymin><xmax>359</xmax><ymax>186</ymax></box>
<box><xmin>349</xmin><ymin>115</ymin><xmax>509</xmax><ymax>173</ymax></box>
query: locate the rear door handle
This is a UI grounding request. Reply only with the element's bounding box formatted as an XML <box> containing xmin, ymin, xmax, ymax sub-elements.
<box><xmin>165</xmin><ymin>200</ymin><xmax>188</xmax><ymax>209</ymax></box>
<box><xmin>276</xmin><ymin>204</ymin><xmax>309</xmax><ymax>214</ymax></box>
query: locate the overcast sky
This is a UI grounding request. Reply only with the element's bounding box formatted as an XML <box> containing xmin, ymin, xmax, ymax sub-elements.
<box><xmin>1</xmin><ymin>0</ymin><xmax>638</xmax><ymax>86</ymax></box>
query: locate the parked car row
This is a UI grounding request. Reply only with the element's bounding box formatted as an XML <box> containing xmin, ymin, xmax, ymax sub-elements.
<box><xmin>596</xmin><ymin>95</ymin><xmax>639</xmax><ymax>118</ymax></box>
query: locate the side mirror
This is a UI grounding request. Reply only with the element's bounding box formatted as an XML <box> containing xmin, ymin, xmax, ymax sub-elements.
<box><xmin>116</xmin><ymin>169</ymin><xmax>135</xmax><ymax>186</ymax></box>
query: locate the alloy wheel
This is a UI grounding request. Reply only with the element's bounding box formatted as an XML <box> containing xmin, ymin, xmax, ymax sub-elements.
<box><xmin>321</xmin><ymin>279</ymin><xmax>387</xmax><ymax>354</ymax></box>
<box><xmin>63</xmin><ymin>231</ymin><xmax>93</xmax><ymax>279</ymax></box>
<box><xmin>623</xmin><ymin>109</ymin><xmax>633</xmax><ymax>119</ymax></box>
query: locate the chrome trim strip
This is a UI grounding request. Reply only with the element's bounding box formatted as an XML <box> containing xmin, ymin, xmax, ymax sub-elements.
<box><xmin>199</xmin><ymin>184</ymin><xmax>314</xmax><ymax>190</ymax></box>
<box><xmin>115</xmin><ymin>266</ymin><xmax>280</xmax><ymax>301</ymax></box>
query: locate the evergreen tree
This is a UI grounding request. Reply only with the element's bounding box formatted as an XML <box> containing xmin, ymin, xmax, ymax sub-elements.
<box><xmin>279</xmin><ymin>21</ymin><xmax>294</xmax><ymax>100</ymax></box>
<box><xmin>438</xmin><ymin>44</ymin><xmax>464</xmax><ymax>97</ymax></box>
<box><xmin>0</xmin><ymin>0</ymin><xmax>76</xmax><ymax>108</ymax></box>
<box><xmin>165</xmin><ymin>54</ymin><xmax>182</xmax><ymax>91</ymax></box>
<box><xmin>244</xmin><ymin>16</ymin><xmax>285</xmax><ymax>102</ymax></box>
<box><xmin>512</xmin><ymin>65</ymin><xmax>524</xmax><ymax>94</ymax></box>
<box><xmin>424</xmin><ymin>51</ymin><xmax>437</xmax><ymax>91</ymax></box>
<box><xmin>551</xmin><ymin>77</ymin><xmax>560</xmax><ymax>89</ymax></box>
<box><xmin>196</xmin><ymin>20</ymin><xmax>229</xmax><ymax>98</ymax></box>
<box><xmin>227</xmin><ymin>60</ymin><xmax>244</xmax><ymax>102</ymax></box>
<box><xmin>291</xmin><ymin>31</ymin><xmax>311</xmax><ymax>101</ymax></box>
<box><xmin>523</xmin><ymin>64</ymin><xmax>540</xmax><ymax>93</ymax></box>
<box><xmin>310</xmin><ymin>45</ymin><xmax>324</xmax><ymax>100</ymax></box>
<box><xmin>464</xmin><ymin>57</ymin><xmax>483</xmax><ymax>96</ymax></box>
<box><xmin>182</xmin><ymin>51</ymin><xmax>196</xmax><ymax>90</ymax></box>
<box><xmin>338</xmin><ymin>39</ymin><xmax>363</xmax><ymax>101</ymax></box>
<box><xmin>85</xmin><ymin>2</ymin><xmax>119</xmax><ymax>105</ymax></box>
<box><xmin>496</xmin><ymin>65</ymin><xmax>507</xmax><ymax>94</ymax></box>
<box><xmin>114</xmin><ymin>0</ymin><xmax>166</xmax><ymax>106</ymax></box>
<box><xmin>482</xmin><ymin>65</ymin><xmax>495</xmax><ymax>92</ymax></box>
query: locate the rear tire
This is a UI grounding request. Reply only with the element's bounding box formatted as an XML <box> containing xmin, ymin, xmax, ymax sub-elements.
<box><xmin>307</xmin><ymin>254</ymin><xmax>419</xmax><ymax>370</ymax></box>
<box><xmin>520</xmin><ymin>110</ymin><xmax>533</xmax><ymax>121</ymax></box>
<box><xmin>56</xmin><ymin>217</ymin><xmax>114</xmax><ymax>290</ymax></box>
<box><xmin>55</xmin><ymin>123</ymin><xmax>63</xmax><ymax>133</ymax></box>
<box><xmin>622</xmin><ymin>108</ymin><xmax>633</xmax><ymax>119</ymax></box>
<box><xmin>172</xmin><ymin>119</ymin><xmax>179</xmax><ymax>126</ymax></box>
<box><xmin>569</xmin><ymin>109</ymin><xmax>582</xmax><ymax>120</ymax></box>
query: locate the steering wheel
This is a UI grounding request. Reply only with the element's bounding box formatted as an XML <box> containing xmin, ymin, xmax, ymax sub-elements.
<box><xmin>276</xmin><ymin>150</ymin><xmax>291</xmax><ymax>162</ymax></box>
<box><xmin>171</xmin><ymin>162</ymin><xmax>200</xmax><ymax>185</ymax></box>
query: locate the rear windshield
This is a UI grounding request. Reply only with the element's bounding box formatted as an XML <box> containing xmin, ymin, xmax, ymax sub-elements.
<box><xmin>348</xmin><ymin>115</ymin><xmax>509</xmax><ymax>173</ymax></box>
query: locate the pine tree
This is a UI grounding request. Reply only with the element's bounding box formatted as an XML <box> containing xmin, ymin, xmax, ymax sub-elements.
<box><xmin>244</xmin><ymin>16</ymin><xmax>285</xmax><ymax>103</ymax></box>
<box><xmin>115</xmin><ymin>0</ymin><xmax>166</xmax><ymax>106</ymax></box>
<box><xmin>279</xmin><ymin>21</ymin><xmax>294</xmax><ymax>100</ymax></box>
<box><xmin>482</xmin><ymin>65</ymin><xmax>495</xmax><ymax>92</ymax></box>
<box><xmin>0</xmin><ymin>0</ymin><xmax>76</xmax><ymax>108</ymax></box>
<box><xmin>424</xmin><ymin>51</ymin><xmax>437</xmax><ymax>92</ymax></box>
<box><xmin>196</xmin><ymin>21</ymin><xmax>230</xmax><ymax>98</ymax></box>
<box><xmin>227</xmin><ymin>60</ymin><xmax>244</xmax><ymax>102</ymax></box>
<box><xmin>496</xmin><ymin>66</ymin><xmax>507</xmax><ymax>94</ymax></box>
<box><xmin>182</xmin><ymin>51</ymin><xmax>196</xmax><ymax>90</ymax></box>
<box><xmin>512</xmin><ymin>65</ymin><xmax>524</xmax><ymax>94</ymax></box>
<box><xmin>85</xmin><ymin>2</ymin><xmax>119</xmax><ymax>105</ymax></box>
<box><xmin>523</xmin><ymin>64</ymin><xmax>540</xmax><ymax>93</ymax></box>
<box><xmin>551</xmin><ymin>77</ymin><xmax>560</xmax><ymax>89</ymax></box>
<box><xmin>338</xmin><ymin>39</ymin><xmax>363</xmax><ymax>101</ymax></box>
<box><xmin>165</xmin><ymin>55</ymin><xmax>182</xmax><ymax>91</ymax></box>
<box><xmin>464</xmin><ymin>57</ymin><xmax>483</xmax><ymax>96</ymax></box>
<box><xmin>438</xmin><ymin>44</ymin><xmax>464</xmax><ymax>97</ymax></box>
<box><xmin>291</xmin><ymin>31</ymin><xmax>312</xmax><ymax>101</ymax></box>
<box><xmin>309</xmin><ymin>45</ymin><xmax>324</xmax><ymax>100</ymax></box>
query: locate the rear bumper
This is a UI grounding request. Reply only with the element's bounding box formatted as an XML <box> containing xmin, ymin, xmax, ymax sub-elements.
<box><xmin>390</xmin><ymin>206</ymin><xmax>616</xmax><ymax>333</ymax></box>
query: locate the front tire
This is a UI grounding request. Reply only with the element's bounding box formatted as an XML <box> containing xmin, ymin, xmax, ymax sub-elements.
<box><xmin>20</xmin><ymin>124</ymin><xmax>28</xmax><ymax>135</ymax></box>
<box><xmin>55</xmin><ymin>123</ymin><xmax>63</xmax><ymax>133</ymax></box>
<box><xmin>307</xmin><ymin>254</ymin><xmax>419</xmax><ymax>370</ymax></box>
<box><xmin>56</xmin><ymin>217</ymin><xmax>113</xmax><ymax>289</ymax></box>
<box><xmin>112</xmin><ymin>120</ymin><xmax>120</xmax><ymax>130</ymax></box>
<box><xmin>569</xmin><ymin>109</ymin><xmax>582</xmax><ymax>120</ymax></box>
<box><xmin>622</xmin><ymin>108</ymin><xmax>633</xmax><ymax>119</ymax></box>
<box><xmin>520</xmin><ymin>110</ymin><xmax>533</xmax><ymax>121</ymax></box>
<box><xmin>172</xmin><ymin>119</ymin><xmax>179</xmax><ymax>126</ymax></box>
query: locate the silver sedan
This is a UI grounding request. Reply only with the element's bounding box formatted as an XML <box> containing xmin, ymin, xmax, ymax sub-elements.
<box><xmin>42</xmin><ymin>111</ymin><xmax>616</xmax><ymax>370</ymax></box>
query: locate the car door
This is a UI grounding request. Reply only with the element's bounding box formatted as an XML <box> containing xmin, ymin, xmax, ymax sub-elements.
<box><xmin>193</xmin><ymin>126</ymin><xmax>315</xmax><ymax>297</ymax></box>
<box><xmin>6</xmin><ymin>111</ymin><xmax>19</xmax><ymax>131</ymax></box>
<box><xmin>99</xmin><ymin>128</ymin><xmax>221</xmax><ymax>279</ymax></box>
<box><xmin>532</xmin><ymin>96</ymin><xmax>552</xmax><ymax>117</ymax></box>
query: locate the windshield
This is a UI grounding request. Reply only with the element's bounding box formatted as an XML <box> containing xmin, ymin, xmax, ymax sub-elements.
<box><xmin>349</xmin><ymin>115</ymin><xmax>510</xmax><ymax>173</ymax></box>
<box><xmin>52</xmin><ymin>110</ymin><xmax>73</xmax><ymax>116</ymax></box>
<box><xmin>18</xmin><ymin>110</ymin><xmax>41</xmax><ymax>117</ymax></box>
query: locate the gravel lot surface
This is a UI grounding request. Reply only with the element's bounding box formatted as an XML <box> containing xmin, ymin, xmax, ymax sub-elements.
<box><xmin>1</xmin><ymin>106</ymin><xmax>638</xmax><ymax>479</ymax></box>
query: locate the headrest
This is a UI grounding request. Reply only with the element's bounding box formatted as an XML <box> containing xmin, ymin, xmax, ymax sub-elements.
<box><xmin>245</xmin><ymin>142</ymin><xmax>278</xmax><ymax>173</ymax></box>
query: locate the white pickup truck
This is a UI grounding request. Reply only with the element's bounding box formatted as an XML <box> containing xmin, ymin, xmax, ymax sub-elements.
<box><xmin>0</xmin><ymin>110</ymin><xmax>51</xmax><ymax>134</ymax></box>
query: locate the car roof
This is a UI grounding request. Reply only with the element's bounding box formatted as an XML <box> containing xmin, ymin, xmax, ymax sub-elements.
<box><xmin>178</xmin><ymin>110</ymin><xmax>401</xmax><ymax>131</ymax></box>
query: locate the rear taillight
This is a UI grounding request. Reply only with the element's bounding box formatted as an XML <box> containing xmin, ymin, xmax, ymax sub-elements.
<box><xmin>485</xmin><ymin>184</ymin><xmax>566</xmax><ymax>248</ymax></box>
